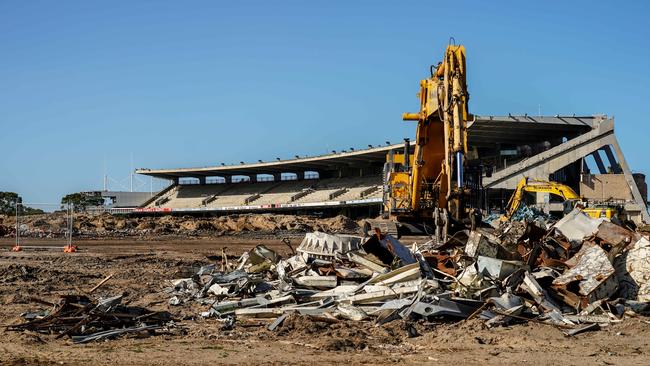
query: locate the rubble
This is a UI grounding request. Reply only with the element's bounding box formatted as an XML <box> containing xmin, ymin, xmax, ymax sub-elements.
<box><xmin>162</xmin><ymin>210</ymin><xmax>650</xmax><ymax>337</ymax></box>
<box><xmin>8</xmin><ymin>207</ymin><xmax>649</xmax><ymax>346</ymax></box>
<box><xmin>6</xmin><ymin>294</ymin><xmax>177</xmax><ymax>343</ymax></box>
<box><xmin>615</xmin><ymin>236</ymin><xmax>650</xmax><ymax>301</ymax></box>
<box><xmin>551</xmin><ymin>244</ymin><xmax>617</xmax><ymax>310</ymax></box>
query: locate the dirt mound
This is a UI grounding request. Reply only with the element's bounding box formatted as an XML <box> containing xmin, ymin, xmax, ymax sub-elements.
<box><xmin>274</xmin><ymin>314</ymin><xmax>406</xmax><ymax>351</ymax></box>
<box><xmin>2</xmin><ymin>213</ymin><xmax>360</xmax><ymax>238</ymax></box>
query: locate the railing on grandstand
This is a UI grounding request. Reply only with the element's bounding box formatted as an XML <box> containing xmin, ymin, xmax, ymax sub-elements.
<box><xmin>179</xmin><ymin>172</ymin><xmax>321</xmax><ymax>185</ymax></box>
<box><xmin>85</xmin><ymin>206</ymin><xmax>136</xmax><ymax>214</ymax></box>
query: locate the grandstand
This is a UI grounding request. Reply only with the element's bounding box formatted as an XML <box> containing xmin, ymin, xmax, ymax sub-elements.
<box><xmin>137</xmin><ymin>176</ymin><xmax>382</xmax><ymax>215</ymax></box>
<box><xmin>135</xmin><ymin>144</ymin><xmax>393</xmax><ymax>216</ymax></box>
<box><xmin>135</xmin><ymin>115</ymin><xmax>648</xmax><ymax>223</ymax></box>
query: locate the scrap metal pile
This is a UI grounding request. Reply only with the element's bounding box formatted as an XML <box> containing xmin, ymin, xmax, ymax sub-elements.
<box><xmin>167</xmin><ymin>208</ymin><xmax>650</xmax><ymax>335</ymax></box>
<box><xmin>7</xmin><ymin>294</ymin><xmax>176</xmax><ymax>343</ymax></box>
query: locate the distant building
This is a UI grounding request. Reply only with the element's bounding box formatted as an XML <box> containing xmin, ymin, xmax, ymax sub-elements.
<box><xmin>84</xmin><ymin>191</ymin><xmax>159</xmax><ymax>210</ymax></box>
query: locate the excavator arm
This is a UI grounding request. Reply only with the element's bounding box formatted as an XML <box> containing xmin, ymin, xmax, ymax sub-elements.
<box><xmin>505</xmin><ymin>177</ymin><xmax>580</xmax><ymax>218</ymax></box>
<box><xmin>401</xmin><ymin>43</ymin><xmax>470</xmax><ymax>220</ymax></box>
<box><xmin>368</xmin><ymin>41</ymin><xmax>472</xmax><ymax>241</ymax></box>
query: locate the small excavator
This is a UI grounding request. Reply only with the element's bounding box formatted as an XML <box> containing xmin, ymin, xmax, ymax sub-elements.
<box><xmin>364</xmin><ymin>41</ymin><xmax>475</xmax><ymax>242</ymax></box>
<box><xmin>503</xmin><ymin>177</ymin><xmax>622</xmax><ymax>221</ymax></box>
<box><xmin>503</xmin><ymin>177</ymin><xmax>581</xmax><ymax>220</ymax></box>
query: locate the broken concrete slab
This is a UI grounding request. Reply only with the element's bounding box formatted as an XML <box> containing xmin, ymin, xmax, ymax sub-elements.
<box><xmin>615</xmin><ymin>236</ymin><xmax>650</xmax><ymax>302</ymax></box>
<box><xmin>297</xmin><ymin>232</ymin><xmax>361</xmax><ymax>260</ymax></box>
<box><xmin>552</xmin><ymin>208</ymin><xmax>602</xmax><ymax>243</ymax></box>
<box><xmin>552</xmin><ymin>244</ymin><xmax>617</xmax><ymax>310</ymax></box>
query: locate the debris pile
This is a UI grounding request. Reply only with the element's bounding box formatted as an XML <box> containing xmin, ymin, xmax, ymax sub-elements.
<box><xmin>2</xmin><ymin>213</ymin><xmax>359</xmax><ymax>238</ymax></box>
<box><xmin>168</xmin><ymin>209</ymin><xmax>650</xmax><ymax>335</ymax></box>
<box><xmin>7</xmin><ymin>294</ymin><xmax>176</xmax><ymax>343</ymax></box>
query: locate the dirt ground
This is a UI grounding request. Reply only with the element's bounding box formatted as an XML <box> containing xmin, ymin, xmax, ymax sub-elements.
<box><xmin>1</xmin><ymin>236</ymin><xmax>650</xmax><ymax>365</ymax></box>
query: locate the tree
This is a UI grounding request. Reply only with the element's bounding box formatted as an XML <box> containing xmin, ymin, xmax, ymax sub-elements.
<box><xmin>0</xmin><ymin>192</ymin><xmax>44</xmax><ymax>216</ymax></box>
<box><xmin>0</xmin><ymin>192</ymin><xmax>19</xmax><ymax>215</ymax></box>
<box><xmin>61</xmin><ymin>192</ymin><xmax>105</xmax><ymax>211</ymax></box>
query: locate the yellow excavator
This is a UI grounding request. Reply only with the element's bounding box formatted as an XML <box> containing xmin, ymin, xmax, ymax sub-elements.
<box><xmin>503</xmin><ymin>177</ymin><xmax>621</xmax><ymax>220</ymax></box>
<box><xmin>365</xmin><ymin>41</ymin><xmax>472</xmax><ymax>241</ymax></box>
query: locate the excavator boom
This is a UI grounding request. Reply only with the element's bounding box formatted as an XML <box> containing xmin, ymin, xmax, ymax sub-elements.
<box><xmin>371</xmin><ymin>41</ymin><xmax>472</xmax><ymax>240</ymax></box>
<box><xmin>395</xmin><ymin>43</ymin><xmax>469</xmax><ymax>217</ymax></box>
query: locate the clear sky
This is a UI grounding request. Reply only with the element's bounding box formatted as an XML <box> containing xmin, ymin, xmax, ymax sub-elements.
<box><xmin>1</xmin><ymin>1</ymin><xmax>649</xmax><ymax>204</ymax></box>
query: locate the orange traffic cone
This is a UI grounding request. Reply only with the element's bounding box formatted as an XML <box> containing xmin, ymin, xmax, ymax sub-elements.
<box><xmin>63</xmin><ymin>244</ymin><xmax>77</xmax><ymax>253</ymax></box>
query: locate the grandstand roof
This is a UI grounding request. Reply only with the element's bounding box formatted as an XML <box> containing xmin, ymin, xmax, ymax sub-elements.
<box><xmin>137</xmin><ymin>143</ymin><xmax>399</xmax><ymax>179</ymax></box>
<box><xmin>136</xmin><ymin>115</ymin><xmax>599</xmax><ymax>180</ymax></box>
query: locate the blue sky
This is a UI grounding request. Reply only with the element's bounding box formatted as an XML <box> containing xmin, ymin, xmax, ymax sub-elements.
<box><xmin>1</xmin><ymin>1</ymin><xmax>649</xmax><ymax>204</ymax></box>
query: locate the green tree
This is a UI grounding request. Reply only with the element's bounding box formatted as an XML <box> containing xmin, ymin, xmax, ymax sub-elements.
<box><xmin>61</xmin><ymin>192</ymin><xmax>105</xmax><ymax>211</ymax></box>
<box><xmin>0</xmin><ymin>192</ymin><xmax>20</xmax><ymax>215</ymax></box>
<box><xmin>0</xmin><ymin>192</ymin><xmax>44</xmax><ymax>215</ymax></box>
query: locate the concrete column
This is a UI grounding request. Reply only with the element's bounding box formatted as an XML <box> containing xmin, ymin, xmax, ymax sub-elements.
<box><xmin>198</xmin><ymin>176</ymin><xmax>206</xmax><ymax>185</ymax></box>
<box><xmin>609</xmin><ymin>138</ymin><xmax>650</xmax><ymax>223</ymax></box>
<box><xmin>273</xmin><ymin>173</ymin><xmax>281</xmax><ymax>182</ymax></box>
<box><xmin>536</xmin><ymin>192</ymin><xmax>550</xmax><ymax>214</ymax></box>
<box><xmin>582</xmin><ymin>158</ymin><xmax>590</xmax><ymax>174</ymax></box>
<box><xmin>251</xmin><ymin>175</ymin><xmax>258</xmax><ymax>183</ymax></box>
<box><xmin>225</xmin><ymin>176</ymin><xmax>232</xmax><ymax>184</ymax></box>
<box><xmin>297</xmin><ymin>171</ymin><xmax>305</xmax><ymax>180</ymax></box>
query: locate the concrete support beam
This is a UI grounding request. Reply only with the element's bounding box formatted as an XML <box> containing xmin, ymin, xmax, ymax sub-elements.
<box><xmin>608</xmin><ymin>138</ymin><xmax>649</xmax><ymax>222</ymax></box>
<box><xmin>484</xmin><ymin>118</ymin><xmax>615</xmax><ymax>189</ymax></box>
